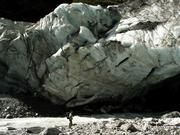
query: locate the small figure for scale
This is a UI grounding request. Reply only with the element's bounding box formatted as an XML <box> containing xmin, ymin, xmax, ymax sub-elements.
<box><xmin>66</xmin><ymin>111</ymin><xmax>73</xmax><ymax>128</ymax></box>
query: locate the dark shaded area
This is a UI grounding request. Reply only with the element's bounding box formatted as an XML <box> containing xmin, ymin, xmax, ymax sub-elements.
<box><xmin>0</xmin><ymin>0</ymin><xmax>146</xmax><ymax>22</ymax></box>
<box><xmin>15</xmin><ymin>93</ymin><xmax>68</xmax><ymax>117</ymax></box>
<box><xmin>0</xmin><ymin>0</ymin><xmax>72</xmax><ymax>22</ymax></box>
<box><xmin>123</xmin><ymin>74</ymin><xmax>180</xmax><ymax>113</ymax></box>
<box><xmin>143</xmin><ymin>74</ymin><xmax>180</xmax><ymax>112</ymax></box>
<box><xmin>0</xmin><ymin>0</ymin><xmax>142</xmax><ymax>22</ymax></box>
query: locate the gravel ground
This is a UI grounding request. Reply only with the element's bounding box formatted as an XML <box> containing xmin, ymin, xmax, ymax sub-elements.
<box><xmin>0</xmin><ymin>112</ymin><xmax>180</xmax><ymax>135</ymax></box>
<box><xmin>0</xmin><ymin>94</ymin><xmax>180</xmax><ymax>135</ymax></box>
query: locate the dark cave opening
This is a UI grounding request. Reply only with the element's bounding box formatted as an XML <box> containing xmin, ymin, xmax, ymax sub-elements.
<box><xmin>122</xmin><ymin>74</ymin><xmax>180</xmax><ymax>113</ymax></box>
<box><xmin>143</xmin><ymin>74</ymin><xmax>180</xmax><ymax>112</ymax></box>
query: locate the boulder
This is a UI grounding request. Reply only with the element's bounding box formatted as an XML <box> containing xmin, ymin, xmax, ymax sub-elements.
<box><xmin>0</xmin><ymin>0</ymin><xmax>179</xmax><ymax>108</ymax></box>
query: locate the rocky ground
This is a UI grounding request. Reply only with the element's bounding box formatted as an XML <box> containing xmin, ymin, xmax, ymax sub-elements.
<box><xmin>0</xmin><ymin>95</ymin><xmax>37</xmax><ymax>118</ymax></box>
<box><xmin>0</xmin><ymin>95</ymin><xmax>180</xmax><ymax>135</ymax></box>
<box><xmin>0</xmin><ymin>112</ymin><xmax>180</xmax><ymax>135</ymax></box>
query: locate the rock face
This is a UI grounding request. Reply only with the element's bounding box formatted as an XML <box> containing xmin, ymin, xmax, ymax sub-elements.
<box><xmin>0</xmin><ymin>0</ymin><xmax>179</xmax><ymax>108</ymax></box>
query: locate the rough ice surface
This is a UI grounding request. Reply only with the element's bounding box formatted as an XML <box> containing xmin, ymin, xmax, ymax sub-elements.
<box><xmin>0</xmin><ymin>1</ymin><xmax>179</xmax><ymax>107</ymax></box>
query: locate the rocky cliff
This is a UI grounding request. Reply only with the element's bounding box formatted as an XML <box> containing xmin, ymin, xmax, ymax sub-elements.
<box><xmin>0</xmin><ymin>0</ymin><xmax>179</xmax><ymax>108</ymax></box>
